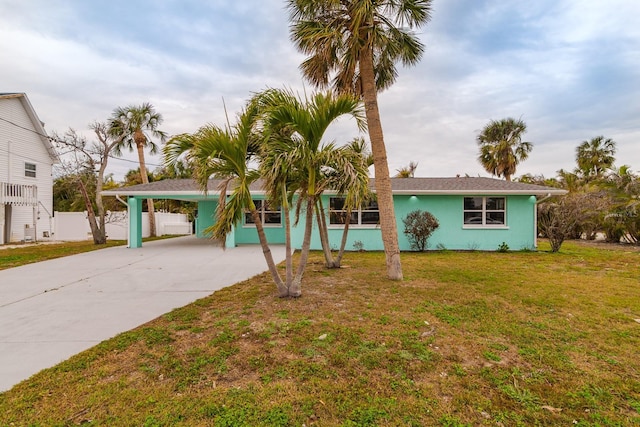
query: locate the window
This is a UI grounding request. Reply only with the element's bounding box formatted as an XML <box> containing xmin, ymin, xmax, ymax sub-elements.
<box><xmin>463</xmin><ymin>197</ymin><xmax>506</xmax><ymax>226</ymax></box>
<box><xmin>244</xmin><ymin>200</ymin><xmax>281</xmax><ymax>226</ymax></box>
<box><xmin>329</xmin><ymin>197</ymin><xmax>380</xmax><ymax>226</ymax></box>
<box><xmin>25</xmin><ymin>162</ymin><xmax>36</xmax><ymax>178</ymax></box>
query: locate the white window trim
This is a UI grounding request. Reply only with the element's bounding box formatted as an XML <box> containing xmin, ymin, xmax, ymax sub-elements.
<box><xmin>462</xmin><ymin>196</ymin><xmax>509</xmax><ymax>229</ymax></box>
<box><xmin>243</xmin><ymin>199</ymin><xmax>282</xmax><ymax>228</ymax></box>
<box><xmin>328</xmin><ymin>197</ymin><xmax>380</xmax><ymax>229</ymax></box>
<box><xmin>24</xmin><ymin>162</ymin><xmax>37</xmax><ymax>178</ymax></box>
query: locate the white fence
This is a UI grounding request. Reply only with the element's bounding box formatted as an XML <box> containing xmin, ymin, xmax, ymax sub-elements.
<box><xmin>53</xmin><ymin>211</ymin><xmax>192</xmax><ymax>241</ymax></box>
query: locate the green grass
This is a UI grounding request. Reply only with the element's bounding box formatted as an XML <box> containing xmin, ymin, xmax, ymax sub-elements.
<box><xmin>1</xmin><ymin>240</ymin><xmax>639</xmax><ymax>426</ymax></box>
<box><xmin>0</xmin><ymin>236</ymin><xmax>177</xmax><ymax>270</ymax></box>
<box><xmin>0</xmin><ymin>240</ymin><xmax>126</xmax><ymax>270</ymax></box>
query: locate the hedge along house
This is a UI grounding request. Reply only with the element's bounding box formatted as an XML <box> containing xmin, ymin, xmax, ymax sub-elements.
<box><xmin>103</xmin><ymin>176</ymin><xmax>567</xmax><ymax>251</ymax></box>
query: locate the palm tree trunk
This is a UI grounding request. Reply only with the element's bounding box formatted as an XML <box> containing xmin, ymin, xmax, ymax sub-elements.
<box><xmin>359</xmin><ymin>47</ymin><xmax>403</xmax><ymax>280</ymax></box>
<box><xmin>334</xmin><ymin>208</ymin><xmax>352</xmax><ymax>267</ymax></box>
<box><xmin>94</xmin><ymin>162</ymin><xmax>107</xmax><ymax>244</ymax></box>
<box><xmin>292</xmin><ymin>197</ymin><xmax>315</xmax><ymax>297</ymax></box>
<box><xmin>251</xmin><ymin>209</ymin><xmax>288</xmax><ymax>297</ymax></box>
<box><xmin>135</xmin><ymin>137</ymin><xmax>157</xmax><ymax>237</ymax></box>
<box><xmin>315</xmin><ymin>198</ymin><xmax>336</xmax><ymax>268</ymax></box>
<box><xmin>283</xmin><ymin>195</ymin><xmax>293</xmax><ymax>291</ymax></box>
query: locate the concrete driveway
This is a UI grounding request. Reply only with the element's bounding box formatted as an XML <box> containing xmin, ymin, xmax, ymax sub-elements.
<box><xmin>0</xmin><ymin>236</ymin><xmax>285</xmax><ymax>392</ymax></box>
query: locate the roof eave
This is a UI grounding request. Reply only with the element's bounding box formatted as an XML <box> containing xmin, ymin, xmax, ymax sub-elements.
<box><xmin>390</xmin><ymin>189</ymin><xmax>569</xmax><ymax>196</ymax></box>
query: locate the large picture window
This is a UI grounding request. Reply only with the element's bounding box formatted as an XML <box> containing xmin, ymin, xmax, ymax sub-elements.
<box><xmin>244</xmin><ymin>200</ymin><xmax>281</xmax><ymax>226</ymax></box>
<box><xmin>463</xmin><ymin>197</ymin><xmax>506</xmax><ymax>226</ymax></box>
<box><xmin>25</xmin><ymin>162</ymin><xmax>36</xmax><ymax>178</ymax></box>
<box><xmin>329</xmin><ymin>197</ymin><xmax>379</xmax><ymax>226</ymax></box>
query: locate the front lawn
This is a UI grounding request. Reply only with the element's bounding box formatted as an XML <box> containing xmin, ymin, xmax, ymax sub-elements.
<box><xmin>1</xmin><ymin>241</ymin><xmax>638</xmax><ymax>426</ymax></box>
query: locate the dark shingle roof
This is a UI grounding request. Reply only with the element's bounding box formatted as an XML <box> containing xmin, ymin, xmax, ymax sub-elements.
<box><xmin>103</xmin><ymin>177</ymin><xmax>566</xmax><ymax>197</ymax></box>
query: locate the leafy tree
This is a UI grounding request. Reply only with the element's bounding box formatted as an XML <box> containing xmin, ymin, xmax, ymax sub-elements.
<box><xmin>287</xmin><ymin>0</ymin><xmax>434</xmax><ymax>280</ymax></box>
<box><xmin>477</xmin><ymin>118</ymin><xmax>532</xmax><ymax>182</ymax></box>
<box><xmin>576</xmin><ymin>136</ymin><xmax>616</xmax><ymax>180</ymax></box>
<box><xmin>402</xmin><ymin>210</ymin><xmax>439</xmax><ymax>251</ymax></box>
<box><xmin>109</xmin><ymin>103</ymin><xmax>167</xmax><ymax>237</ymax></box>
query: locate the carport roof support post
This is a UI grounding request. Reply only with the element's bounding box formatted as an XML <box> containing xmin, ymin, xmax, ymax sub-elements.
<box><xmin>128</xmin><ymin>197</ymin><xmax>142</xmax><ymax>248</ymax></box>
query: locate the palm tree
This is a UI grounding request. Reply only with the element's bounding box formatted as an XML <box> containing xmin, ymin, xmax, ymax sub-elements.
<box><xmin>109</xmin><ymin>103</ymin><xmax>167</xmax><ymax>237</ymax></box>
<box><xmin>477</xmin><ymin>118</ymin><xmax>532</xmax><ymax>181</ymax></box>
<box><xmin>395</xmin><ymin>161</ymin><xmax>418</xmax><ymax>178</ymax></box>
<box><xmin>256</xmin><ymin>88</ymin><xmax>368</xmax><ymax>277</ymax></box>
<box><xmin>164</xmin><ymin>103</ymin><xmax>290</xmax><ymax>297</ymax></box>
<box><xmin>287</xmin><ymin>0</ymin><xmax>434</xmax><ymax>280</ymax></box>
<box><xmin>325</xmin><ymin>137</ymin><xmax>373</xmax><ymax>267</ymax></box>
<box><xmin>576</xmin><ymin>136</ymin><xmax>616</xmax><ymax>180</ymax></box>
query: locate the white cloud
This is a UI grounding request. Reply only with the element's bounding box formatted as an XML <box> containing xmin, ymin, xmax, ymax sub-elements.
<box><xmin>1</xmin><ymin>1</ymin><xmax>638</xmax><ymax>181</ymax></box>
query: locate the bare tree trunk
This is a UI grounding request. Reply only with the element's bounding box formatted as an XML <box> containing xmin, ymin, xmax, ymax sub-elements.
<box><xmin>291</xmin><ymin>197</ymin><xmax>315</xmax><ymax>297</ymax></box>
<box><xmin>360</xmin><ymin>47</ymin><xmax>403</xmax><ymax>280</ymax></box>
<box><xmin>78</xmin><ymin>179</ymin><xmax>106</xmax><ymax>244</ymax></box>
<box><xmin>251</xmin><ymin>209</ymin><xmax>288</xmax><ymax>297</ymax></box>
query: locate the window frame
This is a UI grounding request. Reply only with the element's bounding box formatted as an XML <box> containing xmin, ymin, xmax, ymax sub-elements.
<box><xmin>328</xmin><ymin>196</ymin><xmax>380</xmax><ymax>228</ymax></box>
<box><xmin>463</xmin><ymin>196</ymin><xmax>507</xmax><ymax>228</ymax></box>
<box><xmin>24</xmin><ymin>162</ymin><xmax>37</xmax><ymax>178</ymax></box>
<box><xmin>243</xmin><ymin>199</ymin><xmax>282</xmax><ymax>228</ymax></box>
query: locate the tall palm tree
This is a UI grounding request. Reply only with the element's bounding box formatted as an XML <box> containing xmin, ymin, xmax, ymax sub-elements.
<box><xmin>287</xmin><ymin>0</ymin><xmax>433</xmax><ymax>280</ymax></box>
<box><xmin>477</xmin><ymin>118</ymin><xmax>532</xmax><ymax>182</ymax></box>
<box><xmin>256</xmin><ymin>88</ymin><xmax>368</xmax><ymax>278</ymax></box>
<box><xmin>109</xmin><ymin>103</ymin><xmax>167</xmax><ymax>237</ymax></box>
<box><xmin>164</xmin><ymin>104</ymin><xmax>290</xmax><ymax>297</ymax></box>
<box><xmin>576</xmin><ymin>136</ymin><xmax>616</xmax><ymax>180</ymax></box>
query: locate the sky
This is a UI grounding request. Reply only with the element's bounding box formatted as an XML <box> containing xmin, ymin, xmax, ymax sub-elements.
<box><xmin>1</xmin><ymin>0</ymin><xmax>639</xmax><ymax>181</ymax></box>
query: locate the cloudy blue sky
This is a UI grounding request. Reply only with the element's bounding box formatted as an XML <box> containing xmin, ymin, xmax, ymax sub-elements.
<box><xmin>1</xmin><ymin>0</ymin><xmax>638</xmax><ymax>180</ymax></box>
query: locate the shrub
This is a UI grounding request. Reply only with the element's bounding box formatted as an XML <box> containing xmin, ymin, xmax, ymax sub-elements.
<box><xmin>497</xmin><ymin>242</ymin><xmax>510</xmax><ymax>252</ymax></box>
<box><xmin>402</xmin><ymin>210</ymin><xmax>440</xmax><ymax>251</ymax></box>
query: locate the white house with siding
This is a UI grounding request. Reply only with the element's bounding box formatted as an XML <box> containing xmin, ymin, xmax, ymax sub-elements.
<box><xmin>0</xmin><ymin>93</ymin><xmax>58</xmax><ymax>244</ymax></box>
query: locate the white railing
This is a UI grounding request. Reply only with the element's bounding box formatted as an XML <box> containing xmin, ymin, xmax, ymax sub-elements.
<box><xmin>0</xmin><ymin>182</ymin><xmax>38</xmax><ymax>206</ymax></box>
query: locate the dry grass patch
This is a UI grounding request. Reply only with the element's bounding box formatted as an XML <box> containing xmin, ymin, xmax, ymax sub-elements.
<box><xmin>1</xmin><ymin>241</ymin><xmax>639</xmax><ymax>426</ymax></box>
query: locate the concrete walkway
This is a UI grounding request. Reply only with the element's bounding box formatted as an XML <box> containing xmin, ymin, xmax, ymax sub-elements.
<box><xmin>0</xmin><ymin>236</ymin><xmax>285</xmax><ymax>392</ymax></box>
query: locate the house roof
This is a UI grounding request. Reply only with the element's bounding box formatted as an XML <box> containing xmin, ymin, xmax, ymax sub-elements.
<box><xmin>102</xmin><ymin>177</ymin><xmax>567</xmax><ymax>198</ymax></box>
<box><xmin>0</xmin><ymin>92</ymin><xmax>59</xmax><ymax>163</ymax></box>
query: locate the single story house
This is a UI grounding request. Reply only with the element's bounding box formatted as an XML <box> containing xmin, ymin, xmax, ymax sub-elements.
<box><xmin>103</xmin><ymin>176</ymin><xmax>567</xmax><ymax>251</ymax></box>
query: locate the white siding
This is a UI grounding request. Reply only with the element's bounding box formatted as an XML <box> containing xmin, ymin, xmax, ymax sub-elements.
<box><xmin>0</xmin><ymin>95</ymin><xmax>55</xmax><ymax>242</ymax></box>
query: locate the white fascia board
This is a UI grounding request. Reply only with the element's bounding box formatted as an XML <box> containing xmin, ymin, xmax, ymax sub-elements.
<box><xmin>389</xmin><ymin>189</ymin><xmax>569</xmax><ymax>196</ymax></box>
<box><xmin>100</xmin><ymin>190</ymin><xmax>269</xmax><ymax>197</ymax></box>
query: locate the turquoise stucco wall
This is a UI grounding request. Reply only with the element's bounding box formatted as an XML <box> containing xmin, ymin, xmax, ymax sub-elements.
<box><xmin>235</xmin><ymin>224</ymin><xmax>286</xmax><ymax>245</ymax></box>
<box><xmin>393</xmin><ymin>194</ymin><xmax>537</xmax><ymax>251</ymax></box>
<box><xmin>196</xmin><ymin>194</ymin><xmax>537</xmax><ymax>251</ymax></box>
<box><xmin>196</xmin><ymin>200</ymin><xmax>217</xmax><ymax>238</ymax></box>
<box><xmin>302</xmin><ymin>194</ymin><xmax>537</xmax><ymax>251</ymax></box>
<box><xmin>198</xmin><ymin>198</ymin><xmax>286</xmax><ymax>246</ymax></box>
